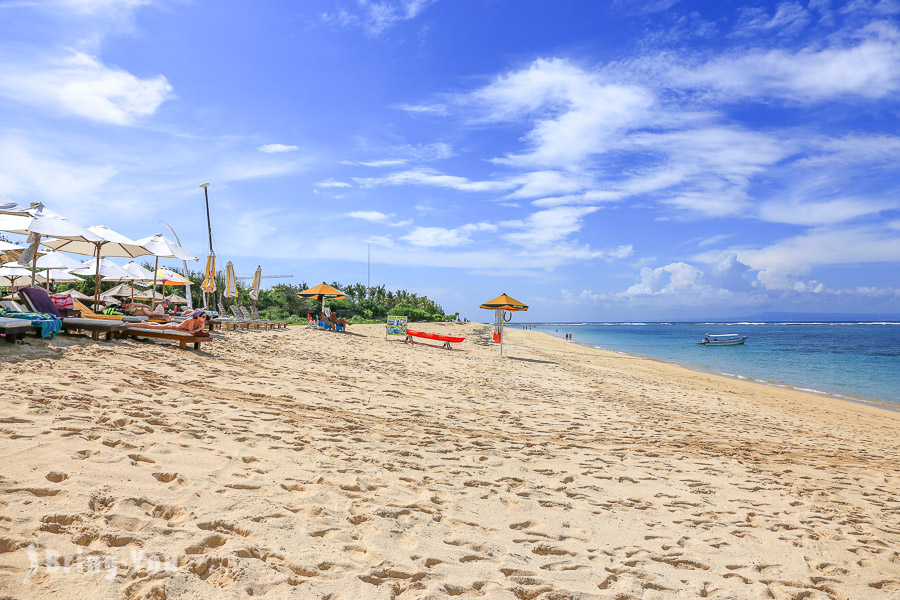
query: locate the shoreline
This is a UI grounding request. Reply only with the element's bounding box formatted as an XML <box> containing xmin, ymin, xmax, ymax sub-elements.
<box><xmin>524</xmin><ymin>324</ymin><xmax>900</xmax><ymax>413</ymax></box>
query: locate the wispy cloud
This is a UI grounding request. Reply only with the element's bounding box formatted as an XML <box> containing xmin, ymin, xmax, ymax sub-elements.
<box><xmin>0</xmin><ymin>50</ymin><xmax>173</xmax><ymax>125</ymax></box>
<box><xmin>321</xmin><ymin>0</ymin><xmax>437</xmax><ymax>35</ymax></box>
<box><xmin>257</xmin><ymin>143</ymin><xmax>299</xmax><ymax>153</ymax></box>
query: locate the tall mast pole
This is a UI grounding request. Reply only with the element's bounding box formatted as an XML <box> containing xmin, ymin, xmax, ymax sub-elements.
<box><xmin>200</xmin><ymin>183</ymin><xmax>213</xmax><ymax>309</ymax></box>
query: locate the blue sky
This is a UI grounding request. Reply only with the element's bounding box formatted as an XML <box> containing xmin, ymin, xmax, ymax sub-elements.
<box><xmin>1</xmin><ymin>0</ymin><xmax>899</xmax><ymax>321</ymax></box>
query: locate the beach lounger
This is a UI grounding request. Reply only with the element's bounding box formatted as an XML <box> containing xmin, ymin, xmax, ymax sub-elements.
<box><xmin>249</xmin><ymin>306</ymin><xmax>286</xmax><ymax>329</ymax></box>
<box><xmin>18</xmin><ymin>287</ymin><xmax>126</xmax><ymax>341</ymax></box>
<box><xmin>231</xmin><ymin>306</ymin><xmax>261</xmax><ymax>329</ymax></box>
<box><xmin>212</xmin><ymin>303</ymin><xmax>242</xmax><ymax>331</ymax></box>
<box><xmin>123</xmin><ymin>325</ymin><xmax>216</xmax><ymax>350</ymax></box>
<box><xmin>0</xmin><ymin>316</ymin><xmax>33</xmax><ymax>343</ymax></box>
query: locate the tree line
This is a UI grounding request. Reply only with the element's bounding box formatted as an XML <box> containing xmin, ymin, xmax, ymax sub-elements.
<box><xmin>51</xmin><ymin>264</ymin><xmax>458</xmax><ymax>324</ymax></box>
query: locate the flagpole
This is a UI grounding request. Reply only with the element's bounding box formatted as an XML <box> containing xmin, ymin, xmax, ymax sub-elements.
<box><xmin>200</xmin><ymin>183</ymin><xmax>213</xmax><ymax>309</ymax></box>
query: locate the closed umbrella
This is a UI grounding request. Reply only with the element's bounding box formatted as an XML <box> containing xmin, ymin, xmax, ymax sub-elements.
<box><xmin>297</xmin><ymin>282</ymin><xmax>347</xmax><ymax>315</ymax></box>
<box><xmin>0</xmin><ymin>203</ymin><xmax>102</xmax><ymax>286</ymax></box>
<box><xmin>201</xmin><ymin>252</ymin><xmax>216</xmax><ymax>307</ymax></box>
<box><xmin>250</xmin><ymin>266</ymin><xmax>262</xmax><ymax>302</ymax></box>
<box><xmin>44</xmin><ymin>225</ymin><xmax>150</xmax><ymax>306</ymax></box>
<box><xmin>479</xmin><ymin>293</ymin><xmax>529</xmax><ymax>356</ymax></box>
<box><xmin>224</xmin><ymin>261</ymin><xmax>237</xmax><ymax>299</ymax></box>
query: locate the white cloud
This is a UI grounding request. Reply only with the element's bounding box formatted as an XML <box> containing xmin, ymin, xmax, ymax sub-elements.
<box><xmin>0</xmin><ymin>51</ymin><xmax>173</xmax><ymax>125</ymax></box>
<box><xmin>624</xmin><ymin>262</ymin><xmax>703</xmax><ymax>296</ymax></box>
<box><xmin>470</xmin><ymin>58</ymin><xmax>655</xmax><ymax>168</ymax></box>
<box><xmin>401</xmin><ymin>222</ymin><xmax>496</xmax><ymax>248</ymax></box>
<box><xmin>321</xmin><ymin>0</ymin><xmax>436</xmax><ymax>35</ymax></box>
<box><xmin>503</xmin><ymin>206</ymin><xmax>599</xmax><ymax>246</ymax></box>
<box><xmin>674</xmin><ymin>21</ymin><xmax>900</xmax><ymax>102</ymax></box>
<box><xmin>257</xmin><ymin>143</ymin><xmax>299</xmax><ymax>153</ymax></box>
<box><xmin>316</xmin><ymin>178</ymin><xmax>352</xmax><ymax>188</ymax></box>
<box><xmin>354</xmin><ymin>168</ymin><xmax>514</xmax><ymax>193</ymax></box>
<box><xmin>758</xmin><ymin>196</ymin><xmax>897</xmax><ymax>225</ymax></box>
<box><xmin>347</xmin><ymin>210</ymin><xmax>390</xmax><ymax>223</ymax></box>
<box><xmin>397</xmin><ymin>103</ymin><xmax>448</xmax><ymax>115</ymax></box>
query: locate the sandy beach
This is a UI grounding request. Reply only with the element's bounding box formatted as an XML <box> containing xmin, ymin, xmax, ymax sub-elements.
<box><xmin>1</xmin><ymin>323</ymin><xmax>898</xmax><ymax>599</ymax></box>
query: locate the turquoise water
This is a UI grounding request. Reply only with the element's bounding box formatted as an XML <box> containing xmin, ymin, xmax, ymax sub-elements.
<box><xmin>527</xmin><ymin>322</ymin><xmax>900</xmax><ymax>406</ymax></box>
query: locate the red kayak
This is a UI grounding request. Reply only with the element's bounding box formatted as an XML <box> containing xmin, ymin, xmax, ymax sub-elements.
<box><xmin>406</xmin><ymin>330</ymin><xmax>466</xmax><ymax>343</ymax></box>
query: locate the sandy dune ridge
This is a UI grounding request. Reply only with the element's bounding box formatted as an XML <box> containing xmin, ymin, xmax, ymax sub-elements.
<box><xmin>0</xmin><ymin>323</ymin><xmax>898</xmax><ymax>599</ymax></box>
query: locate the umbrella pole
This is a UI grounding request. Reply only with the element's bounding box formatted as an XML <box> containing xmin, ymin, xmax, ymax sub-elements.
<box><xmin>500</xmin><ymin>310</ymin><xmax>504</xmax><ymax>356</ymax></box>
<box><xmin>93</xmin><ymin>243</ymin><xmax>102</xmax><ymax>307</ymax></box>
<box><xmin>150</xmin><ymin>257</ymin><xmax>159</xmax><ymax>309</ymax></box>
<box><xmin>30</xmin><ymin>234</ymin><xmax>40</xmax><ymax>287</ymax></box>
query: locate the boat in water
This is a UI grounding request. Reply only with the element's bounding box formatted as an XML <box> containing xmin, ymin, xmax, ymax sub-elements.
<box><xmin>699</xmin><ymin>333</ymin><xmax>748</xmax><ymax>346</ymax></box>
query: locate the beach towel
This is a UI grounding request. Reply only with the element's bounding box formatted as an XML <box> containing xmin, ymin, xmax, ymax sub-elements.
<box><xmin>0</xmin><ymin>308</ymin><xmax>62</xmax><ymax>339</ymax></box>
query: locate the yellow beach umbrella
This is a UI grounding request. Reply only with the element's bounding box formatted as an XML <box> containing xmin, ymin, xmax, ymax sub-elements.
<box><xmin>479</xmin><ymin>292</ymin><xmax>529</xmax><ymax>356</ymax></box>
<box><xmin>297</xmin><ymin>282</ymin><xmax>347</xmax><ymax>314</ymax></box>
<box><xmin>154</xmin><ymin>267</ymin><xmax>190</xmax><ymax>306</ymax></box>
<box><xmin>250</xmin><ymin>265</ymin><xmax>262</xmax><ymax>301</ymax></box>
<box><xmin>224</xmin><ymin>261</ymin><xmax>237</xmax><ymax>298</ymax></box>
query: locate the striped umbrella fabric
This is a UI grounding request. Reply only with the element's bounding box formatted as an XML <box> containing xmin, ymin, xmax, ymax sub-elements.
<box><xmin>224</xmin><ymin>261</ymin><xmax>237</xmax><ymax>298</ymax></box>
<box><xmin>250</xmin><ymin>265</ymin><xmax>261</xmax><ymax>301</ymax></box>
<box><xmin>201</xmin><ymin>252</ymin><xmax>216</xmax><ymax>293</ymax></box>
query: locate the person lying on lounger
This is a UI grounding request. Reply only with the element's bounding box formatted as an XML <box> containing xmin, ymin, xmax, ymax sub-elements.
<box><xmin>121</xmin><ymin>299</ymin><xmax>171</xmax><ymax>321</ymax></box>
<box><xmin>125</xmin><ymin>310</ymin><xmax>206</xmax><ymax>334</ymax></box>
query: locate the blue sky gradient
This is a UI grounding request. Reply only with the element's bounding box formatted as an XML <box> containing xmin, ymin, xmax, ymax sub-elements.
<box><xmin>1</xmin><ymin>0</ymin><xmax>899</xmax><ymax>320</ymax></box>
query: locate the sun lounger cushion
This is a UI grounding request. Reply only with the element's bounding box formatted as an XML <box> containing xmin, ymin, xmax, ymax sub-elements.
<box><xmin>0</xmin><ymin>316</ymin><xmax>33</xmax><ymax>341</ymax></box>
<box><xmin>19</xmin><ymin>287</ymin><xmax>61</xmax><ymax>317</ymax></box>
<box><xmin>0</xmin><ymin>308</ymin><xmax>62</xmax><ymax>339</ymax></box>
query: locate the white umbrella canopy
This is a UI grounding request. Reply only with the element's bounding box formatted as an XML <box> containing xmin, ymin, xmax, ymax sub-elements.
<box><xmin>44</xmin><ymin>225</ymin><xmax>151</xmax><ymax>304</ymax></box>
<box><xmin>0</xmin><ymin>194</ymin><xmax>33</xmax><ymax>216</ymax></box>
<box><xmin>0</xmin><ymin>205</ymin><xmax>102</xmax><ymax>242</ymax></box>
<box><xmin>0</xmin><ymin>240</ymin><xmax>26</xmax><ymax>264</ymax></box>
<box><xmin>69</xmin><ymin>257</ymin><xmax>133</xmax><ymax>280</ymax></box>
<box><xmin>0</xmin><ymin>203</ymin><xmax>102</xmax><ymax>286</ymax></box>
<box><xmin>42</xmin><ymin>270</ymin><xmax>82</xmax><ymax>281</ymax></box>
<box><xmin>120</xmin><ymin>260</ymin><xmax>156</xmax><ymax>282</ymax></box>
<box><xmin>43</xmin><ymin>225</ymin><xmax>149</xmax><ymax>259</ymax></box>
<box><xmin>34</xmin><ymin>250</ymin><xmax>83</xmax><ymax>270</ymax></box>
<box><xmin>133</xmin><ymin>234</ymin><xmax>198</xmax><ymax>261</ymax></box>
<box><xmin>0</xmin><ymin>265</ymin><xmax>47</xmax><ymax>287</ymax></box>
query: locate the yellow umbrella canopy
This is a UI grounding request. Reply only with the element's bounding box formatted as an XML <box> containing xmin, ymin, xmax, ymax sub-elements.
<box><xmin>297</xmin><ymin>282</ymin><xmax>347</xmax><ymax>314</ymax></box>
<box><xmin>479</xmin><ymin>293</ymin><xmax>529</xmax><ymax>311</ymax></box>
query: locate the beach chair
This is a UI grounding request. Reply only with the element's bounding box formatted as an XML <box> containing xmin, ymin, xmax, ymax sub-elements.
<box><xmin>123</xmin><ymin>323</ymin><xmax>216</xmax><ymax>350</ymax></box>
<box><xmin>305</xmin><ymin>313</ymin><xmax>318</xmax><ymax>328</ymax></box>
<box><xmin>18</xmin><ymin>288</ymin><xmax>125</xmax><ymax>341</ymax></box>
<box><xmin>214</xmin><ymin>302</ymin><xmax>243</xmax><ymax>331</ymax></box>
<box><xmin>231</xmin><ymin>305</ymin><xmax>261</xmax><ymax>329</ymax></box>
<box><xmin>250</xmin><ymin>306</ymin><xmax>286</xmax><ymax>329</ymax></box>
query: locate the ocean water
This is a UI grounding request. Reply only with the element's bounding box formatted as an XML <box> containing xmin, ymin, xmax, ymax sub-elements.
<box><xmin>527</xmin><ymin>322</ymin><xmax>900</xmax><ymax>407</ymax></box>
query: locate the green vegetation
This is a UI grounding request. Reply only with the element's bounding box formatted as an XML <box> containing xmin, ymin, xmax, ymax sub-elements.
<box><xmin>52</xmin><ymin>265</ymin><xmax>458</xmax><ymax>324</ymax></box>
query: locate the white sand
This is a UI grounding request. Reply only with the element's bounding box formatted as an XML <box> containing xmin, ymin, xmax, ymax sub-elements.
<box><xmin>1</xmin><ymin>323</ymin><xmax>898</xmax><ymax>599</ymax></box>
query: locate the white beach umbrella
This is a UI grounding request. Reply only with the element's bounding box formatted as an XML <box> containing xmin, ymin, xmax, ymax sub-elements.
<box><xmin>0</xmin><ymin>240</ymin><xmax>26</xmax><ymax>264</ymax></box>
<box><xmin>133</xmin><ymin>234</ymin><xmax>197</xmax><ymax>308</ymax></box>
<box><xmin>120</xmin><ymin>260</ymin><xmax>156</xmax><ymax>283</ymax></box>
<box><xmin>44</xmin><ymin>225</ymin><xmax>150</xmax><ymax>305</ymax></box>
<box><xmin>56</xmin><ymin>288</ymin><xmax>93</xmax><ymax>301</ymax></box>
<box><xmin>0</xmin><ymin>195</ymin><xmax>34</xmax><ymax>216</ymax></box>
<box><xmin>32</xmin><ymin>250</ymin><xmax>83</xmax><ymax>289</ymax></box>
<box><xmin>0</xmin><ymin>264</ymin><xmax>47</xmax><ymax>287</ymax></box>
<box><xmin>69</xmin><ymin>257</ymin><xmax>133</xmax><ymax>280</ymax></box>
<box><xmin>0</xmin><ymin>203</ymin><xmax>102</xmax><ymax>286</ymax></box>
